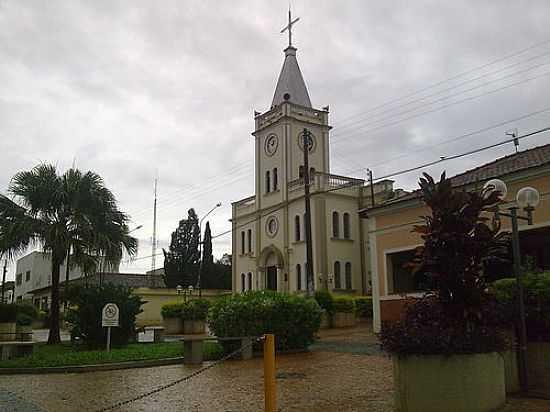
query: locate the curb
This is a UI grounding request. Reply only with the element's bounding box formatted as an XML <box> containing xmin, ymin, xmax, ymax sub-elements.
<box><xmin>0</xmin><ymin>356</ymin><xmax>184</xmax><ymax>375</ymax></box>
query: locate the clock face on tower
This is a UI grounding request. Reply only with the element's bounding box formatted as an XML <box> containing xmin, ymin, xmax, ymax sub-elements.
<box><xmin>264</xmin><ymin>134</ymin><xmax>279</xmax><ymax>156</ymax></box>
<box><xmin>297</xmin><ymin>131</ymin><xmax>316</xmax><ymax>153</ymax></box>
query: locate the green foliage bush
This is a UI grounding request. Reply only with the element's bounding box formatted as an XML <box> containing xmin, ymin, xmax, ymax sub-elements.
<box><xmin>0</xmin><ymin>304</ymin><xmax>17</xmax><ymax>322</ymax></box>
<box><xmin>380</xmin><ymin>296</ymin><xmax>509</xmax><ymax>355</ymax></box>
<box><xmin>493</xmin><ymin>271</ymin><xmax>550</xmax><ymax>342</ymax></box>
<box><xmin>333</xmin><ymin>296</ymin><xmax>355</xmax><ymax>313</ymax></box>
<box><xmin>16</xmin><ymin>313</ymin><xmax>33</xmax><ymax>326</ymax></box>
<box><xmin>354</xmin><ymin>296</ymin><xmax>373</xmax><ymax>318</ymax></box>
<box><xmin>208</xmin><ymin>291</ymin><xmax>322</xmax><ymax>351</ymax></box>
<box><xmin>66</xmin><ymin>284</ymin><xmax>144</xmax><ymax>348</ymax></box>
<box><xmin>16</xmin><ymin>303</ymin><xmax>38</xmax><ymax>320</ymax></box>
<box><xmin>182</xmin><ymin>298</ymin><xmax>210</xmax><ymax>320</ymax></box>
<box><xmin>161</xmin><ymin>302</ymin><xmax>185</xmax><ymax>318</ymax></box>
<box><xmin>314</xmin><ymin>290</ymin><xmax>334</xmax><ymax>315</ymax></box>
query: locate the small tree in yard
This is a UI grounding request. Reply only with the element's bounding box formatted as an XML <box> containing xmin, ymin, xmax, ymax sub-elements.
<box><xmin>381</xmin><ymin>172</ymin><xmax>511</xmax><ymax>355</ymax></box>
<box><xmin>163</xmin><ymin>208</ymin><xmax>200</xmax><ymax>288</ymax></box>
<box><xmin>0</xmin><ymin>165</ymin><xmax>137</xmax><ymax>344</ymax></box>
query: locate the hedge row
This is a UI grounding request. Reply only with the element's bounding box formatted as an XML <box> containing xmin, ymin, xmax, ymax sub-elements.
<box><xmin>161</xmin><ymin>299</ymin><xmax>210</xmax><ymax>320</ymax></box>
<box><xmin>313</xmin><ymin>291</ymin><xmax>373</xmax><ymax>317</ymax></box>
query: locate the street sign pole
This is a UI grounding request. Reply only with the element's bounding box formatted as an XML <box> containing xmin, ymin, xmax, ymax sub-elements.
<box><xmin>106</xmin><ymin>326</ymin><xmax>112</xmax><ymax>352</ymax></box>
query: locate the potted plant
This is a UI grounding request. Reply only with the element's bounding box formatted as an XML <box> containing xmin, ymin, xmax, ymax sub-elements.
<box><xmin>0</xmin><ymin>303</ymin><xmax>17</xmax><ymax>341</ymax></box>
<box><xmin>380</xmin><ymin>173</ymin><xmax>511</xmax><ymax>412</ymax></box>
<box><xmin>183</xmin><ymin>299</ymin><xmax>209</xmax><ymax>334</ymax></box>
<box><xmin>314</xmin><ymin>290</ymin><xmax>334</xmax><ymax>329</ymax></box>
<box><xmin>332</xmin><ymin>297</ymin><xmax>356</xmax><ymax>328</ymax></box>
<box><xmin>161</xmin><ymin>302</ymin><xmax>184</xmax><ymax>334</ymax></box>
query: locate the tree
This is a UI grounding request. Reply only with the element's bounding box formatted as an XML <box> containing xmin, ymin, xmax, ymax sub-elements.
<box><xmin>0</xmin><ymin>164</ymin><xmax>137</xmax><ymax>344</ymax></box>
<box><xmin>201</xmin><ymin>221</ymin><xmax>213</xmax><ymax>277</ymax></box>
<box><xmin>163</xmin><ymin>208</ymin><xmax>200</xmax><ymax>288</ymax></box>
<box><xmin>411</xmin><ymin>172</ymin><xmax>510</xmax><ymax>322</ymax></box>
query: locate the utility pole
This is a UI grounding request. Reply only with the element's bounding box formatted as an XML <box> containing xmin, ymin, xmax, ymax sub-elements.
<box><xmin>151</xmin><ymin>177</ymin><xmax>158</xmax><ymax>275</ymax></box>
<box><xmin>1</xmin><ymin>259</ymin><xmax>7</xmax><ymax>304</ymax></box>
<box><xmin>303</xmin><ymin>128</ymin><xmax>315</xmax><ymax>296</ymax></box>
<box><xmin>367</xmin><ymin>168</ymin><xmax>375</xmax><ymax>208</ymax></box>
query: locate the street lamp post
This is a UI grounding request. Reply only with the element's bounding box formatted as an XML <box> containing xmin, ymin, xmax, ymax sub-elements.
<box><xmin>484</xmin><ymin>179</ymin><xmax>540</xmax><ymax>394</ymax></box>
<box><xmin>197</xmin><ymin>203</ymin><xmax>222</xmax><ymax>296</ymax></box>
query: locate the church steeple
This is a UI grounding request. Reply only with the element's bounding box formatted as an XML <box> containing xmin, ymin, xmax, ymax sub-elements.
<box><xmin>271</xmin><ymin>10</ymin><xmax>312</xmax><ymax>108</ymax></box>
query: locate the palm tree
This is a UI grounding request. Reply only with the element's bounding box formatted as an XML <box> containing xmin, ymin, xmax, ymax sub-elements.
<box><xmin>0</xmin><ymin>164</ymin><xmax>137</xmax><ymax>344</ymax></box>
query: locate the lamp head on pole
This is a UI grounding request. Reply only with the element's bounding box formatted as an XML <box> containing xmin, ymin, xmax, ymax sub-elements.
<box><xmin>516</xmin><ymin>186</ymin><xmax>540</xmax><ymax>210</ymax></box>
<box><xmin>483</xmin><ymin>179</ymin><xmax>508</xmax><ymax>203</ymax></box>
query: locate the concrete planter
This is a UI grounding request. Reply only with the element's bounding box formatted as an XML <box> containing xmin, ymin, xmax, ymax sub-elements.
<box><xmin>393</xmin><ymin>352</ymin><xmax>505</xmax><ymax>412</ymax></box>
<box><xmin>183</xmin><ymin>320</ymin><xmax>205</xmax><ymax>334</ymax></box>
<box><xmin>0</xmin><ymin>322</ymin><xmax>16</xmax><ymax>342</ymax></box>
<box><xmin>527</xmin><ymin>342</ymin><xmax>550</xmax><ymax>398</ymax></box>
<box><xmin>162</xmin><ymin>317</ymin><xmax>183</xmax><ymax>335</ymax></box>
<box><xmin>320</xmin><ymin>312</ymin><xmax>331</xmax><ymax>329</ymax></box>
<box><xmin>332</xmin><ymin>312</ymin><xmax>356</xmax><ymax>328</ymax></box>
<box><xmin>15</xmin><ymin>325</ymin><xmax>33</xmax><ymax>342</ymax></box>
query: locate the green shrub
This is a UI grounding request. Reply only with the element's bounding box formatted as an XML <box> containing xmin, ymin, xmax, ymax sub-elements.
<box><xmin>66</xmin><ymin>284</ymin><xmax>144</xmax><ymax>348</ymax></box>
<box><xmin>208</xmin><ymin>291</ymin><xmax>322</xmax><ymax>351</ymax></box>
<box><xmin>333</xmin><ymin>296</ymin><xmax>355</xmax><ymax>313</ymax></box>
<box><xmin>354</xmin><ymin>296</ymin><xmax>373</xmax><ymax>318</ymax></box>
<box><xmin>161</xmin><ymin>302</ymin><xmax>185</xmax><ymax>318</ymax></box>
<box><xmin>492</xmin><ymin>271</ymin><xmax>550</xmax><ymax>342</ymax></box>
<box><xmin>380</xmin><ymin>296</ymin><xmax>508</xmax><ymax>355</ymax></box>
<box><xmin>0</xmin><ymin>304</ymin><xmax>17</xmax><ymax>322</ymax></box>
<box><xmin>16</xmin><ymin>303</ymin><xmax>38</xmax><ymax>320</ymax></box>
<box><xmin>182</xmin><ymin>298</ymin><xmax>210</xmax><ymax>320</ymax></box>
<box><xmin>314</xmin><ymin>290</ymin><xmax>334</xmax><ymax>315</ymax></box>
<box><xmin>16</xmin><ymin>313</ymin><xmax>33</xmax><ymax>326</ymax></box>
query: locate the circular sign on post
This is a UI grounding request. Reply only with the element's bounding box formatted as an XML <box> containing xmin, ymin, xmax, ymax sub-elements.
<box><xmin>102</xmin><ymin>303</ymin><xmax>120</xmax><ymax>327</ymax></box>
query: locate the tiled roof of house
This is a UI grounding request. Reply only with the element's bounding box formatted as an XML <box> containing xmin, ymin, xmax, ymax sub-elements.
<box><xmin>450</xmin><ymin>143</ymin><xmax>550</xmax><ymax>187</ymax></box>
<box><xmin>362</xmin><ymin>143</ymin><xmax>550</xmax><ymax>212</ymax></box>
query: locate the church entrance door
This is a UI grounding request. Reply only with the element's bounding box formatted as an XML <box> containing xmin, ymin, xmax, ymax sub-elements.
<box><xmin>266</xmin><ymin>266</ymin><xmax>277</xmax><ymax>290</ymax></box>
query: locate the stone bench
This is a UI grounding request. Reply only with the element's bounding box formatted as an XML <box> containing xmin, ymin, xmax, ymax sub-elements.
<box><xmin>181</xmin><ymin>335</ymin><xmax>254</xmax><ymax>365</ymax></box>
<box><xmin>0</xmin><ymin>341</ymin><xmax>34</xmax><ymax>361</ymax></box>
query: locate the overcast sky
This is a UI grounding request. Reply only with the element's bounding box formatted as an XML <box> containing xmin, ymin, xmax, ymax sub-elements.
<box><xmin>1</xmin><ymin>1</ymin><xmax>550</xmax><ymax>280</ymax></box>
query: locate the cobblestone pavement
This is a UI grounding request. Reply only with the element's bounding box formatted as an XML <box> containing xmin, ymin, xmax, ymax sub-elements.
<box><xmin>0</xmin><ymin>324</ymin><xmax>549</xmax><ymax>412</ymax></box>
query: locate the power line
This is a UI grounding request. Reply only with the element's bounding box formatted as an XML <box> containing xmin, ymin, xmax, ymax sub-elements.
<box><xmin>338</xmin><ymin>105</ymin><xmax>550</xmax><ymax>176</ymax></box>
<box><xmin>331</xmin><ymin>63</ymin><xmax>550</xmax><ymax>146</ymax></box>
<box><xmin>332</xmin><ymin>37</ymin><xmax>550</xmax><ymax>126</ymax></box>
<box><xmin>332</xmin><ymin>50</ymin><xmax>550</xmax><ymax>136</ymax></box>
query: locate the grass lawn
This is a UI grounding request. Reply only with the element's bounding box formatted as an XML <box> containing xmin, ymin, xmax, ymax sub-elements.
<box><xmin>0</xmin><ymin>341</ymin><xmax>224</xmax><ymax>369</ymax></box>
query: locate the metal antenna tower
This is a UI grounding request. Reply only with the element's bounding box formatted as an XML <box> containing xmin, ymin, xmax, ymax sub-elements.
<box><xmin>151</xmin><ymin>177</ymin><xmax>158</xmax><ymax>273</ymax></box>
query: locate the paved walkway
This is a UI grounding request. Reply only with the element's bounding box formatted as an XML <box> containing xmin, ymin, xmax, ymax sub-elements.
<box><xmin>0</xmin><ymin>324</ymin><xmax>548</xmax><ymax>411</ymax></box>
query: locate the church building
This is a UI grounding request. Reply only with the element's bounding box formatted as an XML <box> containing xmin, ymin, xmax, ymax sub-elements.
<box><xmin>231</xmin><ymin>16</ymin><xmax>382</xmax><ymax>296</ymax></box>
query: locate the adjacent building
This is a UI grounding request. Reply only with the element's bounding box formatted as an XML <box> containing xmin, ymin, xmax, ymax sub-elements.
<box><xmin>360</xmin><ymin>143</ymin><xmax>550</xmax><ymax>332</ymax></box>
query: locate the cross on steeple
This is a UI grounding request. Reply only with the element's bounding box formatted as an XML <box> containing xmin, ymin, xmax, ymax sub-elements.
<box><xmin>280</xmin><ymin>8</ymin><xmax>300</xmax><ymax>48</ymax></box>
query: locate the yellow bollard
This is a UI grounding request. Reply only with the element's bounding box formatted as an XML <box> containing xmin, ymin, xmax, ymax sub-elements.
<box><xmin>263</xmin><ymin>334</ymin><xmax>276</xmax><ymax>412</ymax></box>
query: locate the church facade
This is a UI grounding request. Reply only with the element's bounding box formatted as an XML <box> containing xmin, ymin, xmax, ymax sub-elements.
<box><xmin>231</xmin><ymin>39</ymin><xmax>378</xmax><ymax>296</ymax></box>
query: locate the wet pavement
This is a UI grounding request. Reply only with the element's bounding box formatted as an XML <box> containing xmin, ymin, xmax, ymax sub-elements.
<box><xmin>1</xmin><ymin>324</ymin><xmax>549</xmax><ymax>411</ymax></box>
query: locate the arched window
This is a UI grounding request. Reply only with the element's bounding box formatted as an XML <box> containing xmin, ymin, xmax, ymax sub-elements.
<box><xmin>241</xmin><ymin>231</ymin><xmax>245</xmax><ymax>254</ymax></box>
<box><xmin>265</xmin><ymin>170</ymin><xmax>271</xmax><ymax>193</ymax></box>
<box><xmin>299</xmin><ymin>165</ymin><xmax>304</xmax><ymax>178</ymax></box>
<box><xmin>345</xmin><ymin>262</ymin><xmax>352</xmax><ymax>289</ymax></box>
<box><xmin>296</xmin><ymin>264</ymin><xmax>302</xmax><ymax>290</ymax></box>
<box><xmin>334</xmin><ymin>261</ymin><xmax>341</xmax><ymax>289</ymax></box>
<box><xmin>241</xmin><ymin>273</ymin><xmax>246</xmax><ymax>293</ymax></box>
<box><xmin>295</xmin><ymin>215</ymin><xmax>301</xmax><ymax>241</ymax></box>
<box><xmin>332</xmin><ymin>211</ymin><xmax>340</xmax><ymax>238</ymax></box>
<box><xmin>343</xmin><ymin>213</ymin><xmax>351</xmax><ymax>239</ymax></box>
<box><xmin>247</xmin><ymin>229</ymin><xmax>252</xmax><ymax>253</ymax></box>
<box><xmin>248</xmin><ymin>272</ymin><xmax>253</xmax><ymax>291</ymax></box>
<box><xmin>273</xmin><ymin>168</ymin><xmax>278</xmax><ymax>191</ymax></box>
